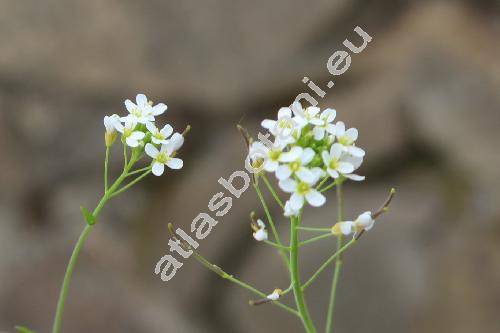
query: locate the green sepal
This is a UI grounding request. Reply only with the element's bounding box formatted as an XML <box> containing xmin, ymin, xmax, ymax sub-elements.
<box><xmin>80</xmin><ymin>206</ymin><xmax>96</xmax><ymax>225</ymax></box>
<box><xmin>15</xmin><ymin>326</ymin><xmax>36</xmax><ymax>333</ymax></box>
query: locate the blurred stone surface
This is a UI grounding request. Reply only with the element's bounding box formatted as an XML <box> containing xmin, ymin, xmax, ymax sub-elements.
<box><xmin>1</xmin><ymin>0</ymin><xmax>500</xmax><ymax>332</ymax></box>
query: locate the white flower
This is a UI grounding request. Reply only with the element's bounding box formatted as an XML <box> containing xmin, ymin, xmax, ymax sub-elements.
<box><xmin>311</xmin><ymin>108</ymin><xmax>336</xmax><ymax>140</ymax></box>
<box><xmin>103</xmin><ymin>114</ymin><xmax>121</xmax><ymax>134</ymax></box>
<box><xmin>293</xmin><ymin>105</ymin><xmax>321</xmax><ymax>127</ymax></box>
<box><xmin>115</xmin><ymin>119</ymin><xmax>145</xmax><ymax>148</ymax></box>
<box><xmin>123</xmin><ymin>93</ymin><xmax>167</xmax><ymax>124</ymax></box>
<box><xmin>276</xmin><ymin>146</ymin><xmax>315</xmax><ymax>182</ymax></box>
<box><xmin>279</xmin><ymin>176</ymin><xmax>326</xmax><ymax>210</ymax></box>
<box><xmin>252</xmin><ymin>219</ymin><xmax>268</xmax><ymax>241</ymax></box>
<box><xmin>248</xmin><ymin>140</ymin><xmax>287</xmax><ymax>172</ymax></box>
<box><xmin>266</xmin><ymin>289</ymin><xmax>282</xmax><ymax>301</ymax></box>
<box><xmin>284</xmin><ymin>200</ymin><xmax>300</xmax><ymax>217</ymax></box>
<box><xmin>341</xmin><ymin>154</ymin><xmax>365</xmax><ymax>181</ymax></box>
<box><xmin>335</xmin><ymin>122</ymin><xmax>365</xmax><ymax>157</ymax></box>
<box><xmin>331</xmin><ymin>221</ymin><xmax>355</xmax><ymax>236</ymax></box>
<box><xmin>331</xmin><ymin>211</ymin><xmax>375</xmax><ymax>236</ymax></box>
<box><xmin>321</xmin><ymin>143</ymin><xmax>355</xmax><ymax>179</ymax></box>
<box><xmin>145</xmin><ymin>133</ymin><xmax>184</xmax><ymax>176</ymax></box>
<box><xmin>261</xmin><ymin>107</ymin><xmax>300</xmax><ymax>140</ymax></box>
<box><xmin>146</xmin><ymin>122</ymin><xmax>173</xmax><ymax>145</ymax></box>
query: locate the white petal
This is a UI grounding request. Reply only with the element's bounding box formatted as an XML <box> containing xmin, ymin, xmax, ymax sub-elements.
<box><xmin>253</xmin><ymin>229</ymin><xmax>268</xmax><ymax>241</ymax></box>
<box><xmin>313</xmin><ymin>127</ymin><xmax>325</xmax><ymax>140</ymax></box>
<box><xmin>323</xmin><ymin>108</ymin><xmax>336</xmax><ymax>122</ymax></box>
<box><xmin>124</xmin><ymin>99</ymin><xmax>136</xmax><ymax>112</ymax></box>
<box><xmin>345</xmin><ymin>128</ymin><xmax>358</xmax><ymax>141</ymax></box>
<box><xmin>276</xmin><ymin>165</ymin><xmax>292</xmax><ymax>180</ymax></box>
<box><xmin>327</xmin><ymin>168</ymin><xmax>340</xmax><ymax>179</ymax></box>
<box><xmin>256</xmin><ymin>219</ymin><xmax>266</xmax><ymax>229</ymax></box>
<box><xmin>330</xmin><ymin>143</ymin><xmax>343</xmax><ymax>158</ymax></box>
<box><xmin>261</xmin><ymin>119</ymin><xmax>276</xmax><ymax>130</ymax></box>
<box><xmin>345</xmin><ymin>174</ymin><xmax>365</xmax><ymax>181</ymax></box>
<box><xmin>307</xmin><ymin>107</ymin><xmax>320</xmax><ymax>117</ymax></box>
<box><xmin>335</xmin><ymin>121</ymin><xmax>345</xmax><ymax>136</ymax></box>
<box><xmin>152</xmin><ymin>162</ymin><xmax>165</xmax><ymax>176</ymax></box>
<box><xmin>166</xmin><ymin>133</ymin><xmax>184</xmax><ymax>154</ymax></box>
<box><xmin>309</xmin><ymin>117</ymin><xmax>323</xmax><ymax>126</ymax></box>
<box><xmin>146</xmin><ymin>122</ymin><xmax>157</xmax><ymax>134</ymax></box>
<box><xmin>325</xmin><ymin>123</ymin><xmax>336</xmax><ymax>134</ymax></box>
<box><xmin>278</xmin><ymin>178</ymin><xmax>297</xmax><ymax>193</ymax></box>
<box><xmin>347</xmin><ymin>146</ymin><xmax>365</xmax><ymax>157</ymax></box>
<box><xmin>290</xmin><ymin>193</ymin><xmax>305</xmax><ymax>210</ymax></box>
<box><xmin>291</xmin><ymin>101</ymin><xmax>304</xmax><ymax>117</ymax></box>
<box><xmin>277</xmin><ymin>107</ymin><xmax>292</xmax><ymax>119</ymax></box>
<box><xmin>126</xmin><ymin>137</ymin><xmax>139</xmax><ymax>147</ymax></box>
<box><xmin>322</xmin><ymin>151</ymin><xmax>331</xmax><ymax>165</ymax></box>
<box><xmin>160</xmin><ymin>124</ymin><xmax>174</xmax><ymax>137</ymax></box>
<box><xmin>263</xmin><ymin>159</ymin><xmax>279</xmax><ymax>172</ymax></box>
<box><xmin>129</xmin><ymin>131</ymin><xmax>145</xmax><ymax>140</ymax></box>
<box><xmin>152</xmin><ymin>103</ymin><xmax>168</xmax><ymax>116</ymax></box>
<box><xmin>280</xmin><ymin>146</ymin><xmax>302</xmax><ymax>162</ymax></box>
<box><xmin>296</xmin><ymin>168</ymin><xmax>315</xmax><ymax>183</ymax></box>
<box><xmin>339</xmin><ymin>222</ymin><xmax>354</xmax><ymax>235</ymax></box>
<box><xmin>337</xmin><ymin>162</ymin><xmax>354</xmax><ymax>174</ymax></box>
<box><xmin>305</xmin><ymin>190</ymin><xmax>326</xmax><ymax>207</ymax></box>
<box><xmin>145</xmin><ymin>143</ymin><xmax>159</xmax><ymax>158</ymax></box>
<box><xmin>166</xmin><ymin>158</ymin><xmax>183</xmax><ymax>170</ymax></box>
<box><xmin>301</xmin><ymin>148</ymin><xmax>315</xmax><ymax>164</ymax></box>
<box><xmin>136</xmin><ymin>93</ymin><xmax>148</xmax><ymax>107</ymax></box>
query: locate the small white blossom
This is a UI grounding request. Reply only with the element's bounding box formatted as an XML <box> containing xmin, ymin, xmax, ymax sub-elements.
<box><xmin>115</xmin><ymin>119</ymin><xmax>145</xmax><ymax>148</ymax></box>
<box><xmin>331</xmin><ymin>211</ymin><xmax>375</xmax><ymax>236</ymax></box>
<box><xmin>252</xmin><ymin>219</ymin><xmax>268</xmax><ymax>241</ymax></box>
<box><xmin>293</xmin><ymin>105</ymin><xmax>321</xmax><ymax>127</ymax></box>
<box><xmin>248</xmin><ymin>140</ymin><xmax>287</xmax><ymax>172</ymax></box>
<box><xmin>123</xmin><ymin>93</ymin><xmax>167</xmax><ymax>124</ymax></box>
<box><xmin>284</xmin><ymin>200</ymin><xmax>300</xmax><ymax>217</ymax></box>
<box><xmin>311</xmin><ymin>108</ymin><xmax>336</xmax><ymax>140</ymax></box>
<box><xmin>279</xmin><ymin>176</ymin><xmax>326</xmax><ymax>210</ymax></box>
<box><xmin>103</xmin><ymin>114</ymin><xmax>121</xmax><ymax>134</ymax></box>
<box><xmin>266</xmin><ymin>289</ymin><xmax>282</xmax><ymax>301</ymax></box>
<box><xmin>335</xmin><ymin>122</ymin><xmax>365</xmax><ymax>157</ymax></box>
<box><xmin>145</xmin><ymin>133</ymin><xmax>184</xmax><ymax>176</ymax></box>
<box><xmin>321</xmin><ymin>143</ymin><xmax>355</xmax><ymax>179</ymax></box>
<box><xmin>146</xmin><ymin>122</ymin><xmax>173</xmax><ymax>145</ymax></box>
<box><xmin>276</xmin><ymin>147</ymin><xmax>315</xmax><ymax>182</ymax></box>
<box><xmin>261</xmin><ymin>107</ymin><xmax>299</xmax><ymax>139</ymax></box>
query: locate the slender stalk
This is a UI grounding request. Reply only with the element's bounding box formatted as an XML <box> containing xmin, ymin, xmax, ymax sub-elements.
<box><xmin>325</xmin><ymin>182</ymin><xmax>344</xmax><ymax>333</ymax></box>
<box><xmin>52</xmin><ymin>155</ymin><xmax>136</xmax><ymax>333</ymax></box>
<box><xmin>111</xmin><ymin>169</ymin><xmax>152</xmax><ymax>198</ymax></box>
<box><xmin>262</xmin><ymin>175</ymin><xmax>284</xmax><ymax>208</ymax></box>
<box><xmin>299</xmin><ymin>233</ymin><xmax>334</xmax><ymax>247</ymax></box>
<box><xmin>254</xmin><ymin>183</ymin><xmax>289</xmax><ymax>266</ymax></box>
<box><xmin>297</xmin><ymin>226</ymin><xmax>332</xmax><ymax>233</ymax></box>
<box><xmin>264</xmin><ymin>240</ymin><xmax>290</xmax><ymax>250</ymax></box>
<box><xmin>290</xmin><ymin>216</ymin><xmax>317</xmax><ymax>333</ymax></box>
<box><xmin>190</xmin><ymin>250</ymin><xmax>299</xmax><ymax>317</ymax></box>
<box><xmin>301</xmin><ymin>238</ymin><xmax>356</xmax><ymax>291</ymax></box>
<box><xmin>104</xmin><ymin>147</ymin><xmax>110</xmax><ymax>192</ymax></box>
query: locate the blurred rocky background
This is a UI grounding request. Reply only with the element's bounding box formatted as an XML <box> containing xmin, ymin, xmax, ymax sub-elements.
<box><xmin>1</xmin><ymin>0</ymin><xmax>499</xmax><ymax>332</ymax></box>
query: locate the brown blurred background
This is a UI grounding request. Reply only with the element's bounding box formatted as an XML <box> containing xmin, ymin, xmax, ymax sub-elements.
<box><xmin>1</xmin><ymin>0</ymin><xmax>499</xmax><ymax>332</ymax></box>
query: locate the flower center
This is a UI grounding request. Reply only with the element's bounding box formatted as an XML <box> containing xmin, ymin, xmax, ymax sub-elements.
<box><xmin>269</xmin><ymin>150</ymin><xmax>281</xmax><ymax>161</ymax></box>
<box><xmin>131</xmin><ymin>108</ymin><xmax>142</xmax><ymax>117</ymax></box>
<box><xmin>278</xmin><ymin>119</ymin><xmax>293</xmax><ymax>129</ymax></box>
<box><xmin>297</xmin><ymin>182</ymin><xmax>310</xmax><ymax>195</ymax></box>
<box><xmin>329</xmin><ymin>159</ymin><xmax>339</xmax><ymax>170</ymax></box>
<box><xmin>289</xmin><ymin>160</ymin><xmax>301</xmax><ymax>172</ymax></box>
<box><xmin>338</xmin><ymin>136</ymin><xmax>353</xmax><ymax>146</ymax></box>
<box><xmin>153</xmin><ymin>132</ymin><xmax>165</xmax><ymax>140</ymax></box>
<box><xmin>156</xmin><ymin>152</ymin><xmax>170</xmax><ymax>164</ymax></box>
<box><xmin>124</xmin><ymin>128</ymin><xmax>133</xmax><ymax>137</ymax></box>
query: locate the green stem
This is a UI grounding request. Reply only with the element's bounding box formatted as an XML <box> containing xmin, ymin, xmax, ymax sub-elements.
<box><xmin>111</xmin><ymin>169</ymin><xmax>152</xmax><ymax>198</ymax></box>
<box><xmin>301</xmin><ymin>238</ymin><xmax>356</xmax><ymax>291</ymax></box>
<box><xmin>325</xmin><ymin>182</ymin><xmax>344</xmax><ymax>333</ymax></box>
<box><xmin>297</xmin><ymin>226</ymin><xmax>332</xmax><ymax>233</ymax></box>
<box><xmin>290</xmin><ymin>216</ymin><xmax>317</xmax><ymax>333</ymax></box>
<box><xmin>191</xmin><ymin>251</ymin><xmax>299</xmax><ymax>317</ymax></box>
<box><xmin>299</xmin><ymin>233</ymin><xmax>334</xmax><ymax>247</ymax></box>
<box><xmin>104</xmin><ymin>147</ymin><xmax>110</xmax><ymax>192</ymax></box>
<box><xmin>264</xmin><ymin>240</ymin><xmax>290</xmax><ymax>250</ymax></box>
<box><xmin>52</xmin><ymin>155</ymin><xmax>139</xmax><ymax>333</ymax></box>
<box><xmin>254</xmin><ymin>183</ymin><xmax>289</xmax><ymax>266</ymax></box>
<box><xmin>262</xmin><ymin>175</ymin><xmax>284</xmax><ymax>208</ymax></box>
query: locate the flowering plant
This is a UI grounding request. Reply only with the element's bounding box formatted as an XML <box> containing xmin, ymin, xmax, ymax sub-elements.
<box><xmin>179</xmin><ymin>102</ymin><xmax>394</xmax><ymax>333</ymax></box>
<box><xmin>16</xmin><ymin>94</ymin><xmax>189</xmax><ymax>333</ymax></box>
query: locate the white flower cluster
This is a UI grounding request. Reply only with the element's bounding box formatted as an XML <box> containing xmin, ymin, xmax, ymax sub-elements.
<box><xmin>103</xmin><ymin>94</ymin><xmax>184</xmax><ymax>176</ymax></box>
<box><xmin>248</xmin><ymin>103</ymin><xmax>365</xmax><ymax>216</ymax></box>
